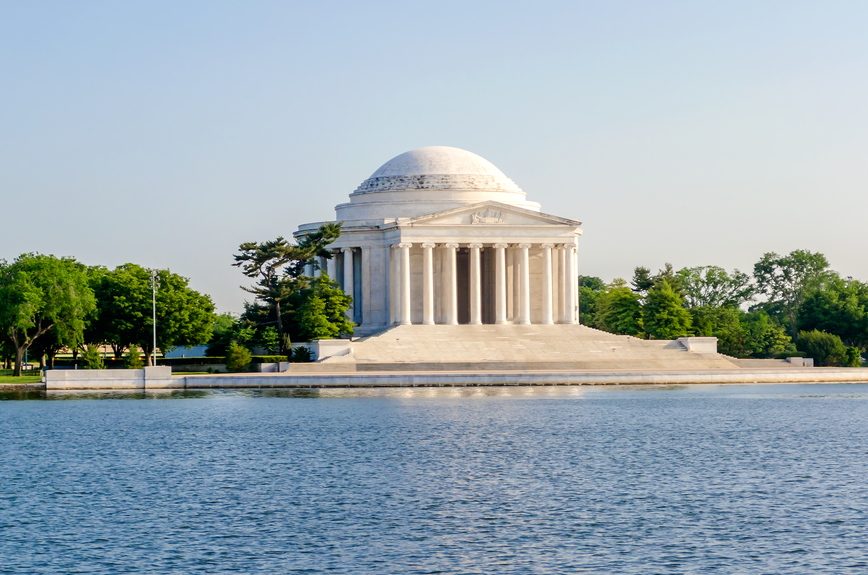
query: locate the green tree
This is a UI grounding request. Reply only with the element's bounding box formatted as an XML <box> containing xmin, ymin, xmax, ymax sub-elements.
<box><xmin>0</xmin><ymin>254</ymin><xmax>96</xmax><ymax>376</ymax></box>
<box><xmin>798</xmin><ymin>277</ymin><xmax>868</xmax><ymax>350</ymax></box>
<box><xmin>233</xmin><ymin>223</ymin><xmax>342</xmax><ymax>353</ymax></box>
<box><xmin>754</xmin><ymin>250</ymin><xmax>831</xmax><ymax>338</ymax></box>
<box><xmin>643</xmin><ymin>280</ymin><xmax>692</xmax><ymax>340</ymax></box>
<box><xmin>595</xmin><ymin>281</ymin><xmax>644</xmax><ymax>337</ymax></box>
<box><xmin>226</xmin><ymin>342</ymin><xmax>252</xmax><ymax>372</ymax></box>
<box><xmin>86</xmin><ymin>264</ymin><xmax>215</xmax><ymax>366</ymax></box>
<box><xmin>797</xmin><ymin>330</ymin><xmax>861</xmax><ymax>367</ymax></box>
<box><xmin>579</xmin><ymin>277</ymin><xmax>606</xmax><ymax>328</ymax></box>
<box><xmin>124</xmin><ymin>346</ymin><xmax>144</xmax><ymax>369</ymax></box>
<box><xmin>630</xmin><ymin>266</ymin><xmax>655</xmax><ymax>296</ymax></box>
<box><xmin>293</xmin><ymin>274</ymin><xmax>354</xmax><ymax>341</ymax></box>
<box><xmin>82</xmin><ymin>344</ymin><xmax>105</xmax><ymax>370</ymax></box>
<box><xmin>678</xmin><ymin>266</ymin><xmax>755</xmax><ymax>308</ymax></box>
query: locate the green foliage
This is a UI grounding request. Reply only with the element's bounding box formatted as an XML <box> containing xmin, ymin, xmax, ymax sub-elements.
<box><xmin>690</xmin><ymin>307</ymin><xmax>794</xmax><ymax>358</ymax></box>
<box><xmin>82</xmin><ymin>344</ymin><xmax>105</xmax><ymax>370</ymax></box>
<box><xmin>595</xmin><ymin>283</ymin><xmax>644</xmax><ymax>337</ymax></box>
<box><xmin>579</xmin><ymin>276</ymin><xmax>606</xmax><ymax>291</ymax></box>
<box><xmin>678</xmin><ymin>266</ymin><xmax>755</xmax><ymax>308</ymax></box>
<box><xmin>124</xmin><ymin>346</ymin><xmax>144</xmax><ymax>369</ymax></box>
<box><xmin>0</xmin><ymin>254</ymin><xmax>96</xmax><ymax>376</ymax></box>
<box><xmin>291</xmin><ymin>347</ymin><xmax>313</xmax><ymax>363</ymax></box>
<box><xmin>753</xmin><ymin>250</ymin><xmax>831</xmax><ymax>337</ymax></box>
<box><xmin>293</xmin><ymin>274</ymin><xmax>354</xmax><ymax>341</ymax></box>
<box><xmin>796</xmin><ymin>329</ymin><xmax>859</xmax><ymax>367</ymax></box>
<box><xmin>630</xmin><ymin>267</ymin><xmax>655</xmax><ymax>295</ymax></box>
<box><xmin>798</xmin><ymin>277</ymin><xmax>868</xmax><ymax>349</ymax></box>
<box><xmin>87</xmin><ymin>264</ymin><xmax>216</xmax><ymax>366</ymax></box>
<box><xmin>643</xmin><ymin>280</ymin><xmax>692</xmax><ymax>340</ymax></box>
<box><xmin>233</xmin><ymin>223</ymin><xmax>342</xmax><ymax>354</ymax></box>
<box><xmin>225</xmin><ymin>342</ymin><xmax>252</xmax><ymax>372</ymax></box>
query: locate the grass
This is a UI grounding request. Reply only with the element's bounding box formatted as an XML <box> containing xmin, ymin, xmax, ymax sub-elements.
<box><xmin>0</xmin><ymin>375</ymin><xmax>43</xmax><ymax>384</ymax></box>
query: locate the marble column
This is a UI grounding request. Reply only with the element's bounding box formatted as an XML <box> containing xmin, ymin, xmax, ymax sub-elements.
<box><xmin>422</xmin><ymin>243</ymin><xmax>435</xmax><ymax>325</ymax></box>
<box><xmin>342</xmin><ymin>247</ymin><xmax>354</xmax><ymax>320</ymax></box>
<box><xmin>469</xmin><ymin>243</ymin><xmax>483</xmax><ymax>325</ymax></box>
<box><xmin>563</xmin><ymin>243</ymin><xmax>576</xmax><ymax>324</ymax></box>
<box><xmin>326</xmin><ymin>251</ymin><xmax>337</xmax><ymax>279</ymax></box>
<box><xmin>541</xmin><ymin>244</ymin><xmax>554</xmax><ymax>325</ymax></box>
<box><xmin>304</xmin><ymin>261</ymin><xmax>314</xmax><ymax>277</ymax></box>
<box><xmin>557</xmin><ymin>246</ymin><xmax>566</xmax><ymax>324</ymax></box>
<box><xmin>398</xmin><ymin>242</ymin><xmax>412</xmax><ymax>325</ymax></box>
<box><xmin>495</xmin><ymin>243</ymin><xmax>508</xmax><ymax>324</ymax></box>
<box><xmin>519</xmin><ymin>243</ymin><xmax>531</xmax><ymax>325</ymax></box>
<box><xmin>512</xmin><ymin>247</ymin><xmax>521</xmax><ymax>321</ymax></box>
<box><xmin>444</xmin><ymin>243</ymin><xmax>459</xmax><ymax>325</ymax></box>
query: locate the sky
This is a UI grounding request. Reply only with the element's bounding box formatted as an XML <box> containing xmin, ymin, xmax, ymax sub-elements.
<box><xmin>2</xmin><ymin>1</ymin><xmax>867</xmax><ymax>314</ymax></box>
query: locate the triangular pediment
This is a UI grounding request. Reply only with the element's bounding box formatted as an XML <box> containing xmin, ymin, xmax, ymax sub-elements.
<box><xmin>397</xmin><ymin>201</ymin><xmax>581</xmax><ymax>227</ymax></box>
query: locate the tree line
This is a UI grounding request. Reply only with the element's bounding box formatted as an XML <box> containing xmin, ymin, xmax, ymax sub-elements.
<box><xmin>580</xmin><ymin>250</ymin><xmax>865</xmax><ymax>367</ymax></box>
<box><xmin>0</xmin><ymin>255</ymin><xmax>215</xmax><ymax>376</ymax></box>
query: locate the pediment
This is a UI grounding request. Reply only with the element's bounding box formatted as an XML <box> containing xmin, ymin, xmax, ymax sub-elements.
<box><xmin>398</xmin><ymin>201</ymin><xmax>581</xmax><ymax>227</ymax></box>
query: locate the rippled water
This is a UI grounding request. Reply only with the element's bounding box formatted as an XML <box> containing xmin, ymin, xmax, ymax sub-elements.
<box><xmin>2</xmin><ymin>384</ymin><xmax>867</xmax><ymax>574</ymax></box>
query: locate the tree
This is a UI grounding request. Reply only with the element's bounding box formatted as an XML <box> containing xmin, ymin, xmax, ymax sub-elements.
<box><xmin>293</xmin><ymin>274</ymin><xmax>354</xmax><ymax>341</ymax></box>
<box><xmin>754</xmin><ymin>250</ymin><xmax>831</xmax><ymax>338</ymax></box>
<box><xmin>124</xmin><ymin>346</ymin><xmax>144</xmax><ymax>369</ymax></box>
<box><xmin>690</xmin><ymin>306</ymin><xmax>793</xmax><ymax>358</ymax></box>
<box><xmin>233</xmin><ymin>223</ymin><xmax>342</xmax><ymax>353</ymax></box>
<box><xmin>82</xmin><ymin>344</ymin><xmax>105</xmax><ymax>370</ymax></box>
<box><xmin>797</xmin><ymin>330</ymin><xmax>861</xmax><ymax>367</ymax></box>
<box><xmin>678</xmin><ymin>266</ymin><xmax>755</xmax><ymax>309</ymax></box>
<box><xmin>0</xmin><ymin>254</ymin><xmax>96</xmax><ymax>376</ymax></box>
<box><xmin>643</xmin><ymin>280</ymin><xmax>692</xmax><ymax>340</ymax></box>
<box><xmin>595</xmin><ymin>281</ymin><xmax>644</xmax><ymax>337</ymax></box>
<box><xmin>85</xmin><ymin>264</ymin><xmax>215</xmax><ymax>366</ymax></box>
<box><xmin>226</xmin><ymin>342</ymin><xmax>252</xmax><ymax>372</ymax></box>
<box><xmin>631</xmin><ymin>266</ymin><xmax>655</xmax><ymax>295</ymax></box>
<box><xmin>579</xmin><ymin>276</ymin><xmax>606</xmax><ymax>327</ymax></box>
<box><xmin>798</xmin><ymin>277</ymin><xmax>868</xmax><ymax>350</ymax></box>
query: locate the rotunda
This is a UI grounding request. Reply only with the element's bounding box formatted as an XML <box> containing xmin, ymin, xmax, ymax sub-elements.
<box><xmin>297</xmin><ymin>146</ymin><xmax>582</xmax><ymax>336</ymax></box>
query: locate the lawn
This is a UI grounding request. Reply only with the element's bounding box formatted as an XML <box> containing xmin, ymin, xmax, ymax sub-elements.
<box><xmin>0</xmin><ymin>376</ymin><xmax>43</xmax><ymax>384</ymax></box>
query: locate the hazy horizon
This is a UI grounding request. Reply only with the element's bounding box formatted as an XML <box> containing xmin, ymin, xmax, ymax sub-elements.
<box><xmin>2</xmin><ymin>1</ymin><xmax>867</xmax><ymax>313</ymax></box>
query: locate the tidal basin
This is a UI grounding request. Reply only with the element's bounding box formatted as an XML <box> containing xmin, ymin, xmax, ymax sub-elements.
<box><xmin>2</xmin><ymin>384</ymin><xmax>867</xmax><ymax>573</ymax></box>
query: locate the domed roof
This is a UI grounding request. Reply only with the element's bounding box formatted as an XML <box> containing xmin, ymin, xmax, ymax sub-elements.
<box><xmin>354</xmin><ymin>146</ymin><xmax>522</xmax><ymax>194</ymax></box>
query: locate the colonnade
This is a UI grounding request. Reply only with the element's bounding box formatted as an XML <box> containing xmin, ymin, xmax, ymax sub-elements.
<box><xmin>389</xmin><ymin>242</ymin><xmax>578</xmax><ymax>326</ymax></box>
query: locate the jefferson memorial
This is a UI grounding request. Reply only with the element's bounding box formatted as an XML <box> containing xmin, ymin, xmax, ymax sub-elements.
<box><xmin>295</xmin><ymin>146</ymin><xmax>729</xmax><ymax>368</ymax></box>
<box><xmin>299</xmin><ymin>146</ymin><xmax>583</xmax><ymax>335</ymax></box>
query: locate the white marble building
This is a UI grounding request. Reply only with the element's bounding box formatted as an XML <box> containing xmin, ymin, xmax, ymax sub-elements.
<box><xmin>296</xmin><ymin>146</ymin><xmax>583</xmax><ymax>336</ymax></box>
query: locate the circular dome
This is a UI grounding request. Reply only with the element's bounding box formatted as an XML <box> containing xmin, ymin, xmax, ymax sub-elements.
<box><xmin>336</xmin><ymin>146</ymin><xmax>540</xmax><ymax>222</ymax></box>
<box><xmin>354</xmin><ymin>146</ymin><xmax>522</xmax><ymax>194</ymax></box>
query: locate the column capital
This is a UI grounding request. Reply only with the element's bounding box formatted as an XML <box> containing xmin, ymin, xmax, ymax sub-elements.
<box><xmin>421</xmin><ymin>242</ymin><xmax>436</xmax><ymax>249</ymax></box>
<box><xmin>560</xmin><ymin>243</ymin><xmax>576</xmax><ymax>251</ymax></box>
<box><xmin>397</xmin><ymin>242</ymin><xmax>413</xmax><ymax>249</ymax></box>
<box><xmin>444</xmin><ymin>242</ymin><xmax>460</xmax><ymax>249</ymax></box>
<box><xmin>468</xmin><ymin>243</ymin><xmax>484</xmax><ymax>249</ymax></box>
<box><xmin>341</xmin><ymin>247</ymin><xmax>354</xmax><ymax>253</ymax></box>
<box><xmin>494</xmin><ymin>243</ymin><xmax>509</xmax><ymax>249</ymax></box>
<box><xmin>541</xmin><ymin>243</ymin><xmax>555</xmax><ymax>249</ymax></box>
<box><xmin>518</xmin><ymin>243</ymin><xmax>533</xmax><ymax>249</ymax></box>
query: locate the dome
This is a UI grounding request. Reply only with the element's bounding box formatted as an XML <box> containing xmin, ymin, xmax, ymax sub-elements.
<box><xmin>354</xmin><ymin>146</ymin><xmax>523</xmax><ymax>194</ymax></box>
<box><xmin>336</xmin><ymin>146</ymin><xmax>540</xmax><ymax>222</ymax></box>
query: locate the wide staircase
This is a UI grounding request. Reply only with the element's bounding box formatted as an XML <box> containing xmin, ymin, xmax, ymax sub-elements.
<box><xmin>311</xmin><ymin>324</ymin><xmax>741</xmax><ymax>371</ymax></box>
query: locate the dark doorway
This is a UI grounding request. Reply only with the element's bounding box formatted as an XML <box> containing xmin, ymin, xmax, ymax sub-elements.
<box><xmin>457</xmin><ymin>249</ymin><xmax>470</xmax><ymax>324</ymax></box>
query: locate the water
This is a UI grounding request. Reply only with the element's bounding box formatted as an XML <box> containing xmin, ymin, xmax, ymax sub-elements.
<box><xmin>1</xmin><ymin>384</ymin><xmax>867</xmax><ymax>574</ymax></box>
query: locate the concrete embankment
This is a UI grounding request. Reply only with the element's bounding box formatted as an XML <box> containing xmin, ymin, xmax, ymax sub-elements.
<box><xmin>32</xmin><ymin>366</ymin><xmax>868</xmax><ymax>391</ymax></box>
<box><xmin>177</xmin><ymin>367</ymin><xmax>868</xmax><ymax>388</ymax></box>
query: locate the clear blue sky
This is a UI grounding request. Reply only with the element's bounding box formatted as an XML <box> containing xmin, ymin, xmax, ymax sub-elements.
<box><xmin>2</xmin><ymin>1</ymin><xmax>866</xmax><ymax>313</ymax></box>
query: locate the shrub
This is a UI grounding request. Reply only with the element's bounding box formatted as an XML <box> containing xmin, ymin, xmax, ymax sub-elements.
<box><xmin>291</xmin><ymin>347</ymin><xmax>313</xmax><ymax>363</ymax></box>
<box><xmin>796</xmin><ymin>330</ymin><xmax>861</xmax><ymax>367</ymax></box>
<box><xmin>124</xmin><ymin>347</ymin><xmax>144</xmax><ymax>369</ymax></box>
<box><xmin>226</xmin><ymin>343</ymin><xmax>252</xmax><ymax>372</ymax></box>
<box><xmin>82</xmin><ymin>345</ymin><xmax>105</xmax><ymax>370</ymax></box>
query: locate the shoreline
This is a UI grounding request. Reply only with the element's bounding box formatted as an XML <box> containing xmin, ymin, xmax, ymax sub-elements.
<box><xmin>31</xmin><ymin>366</ymin><xmax>868</xmax><ymax>391</ymax></box>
